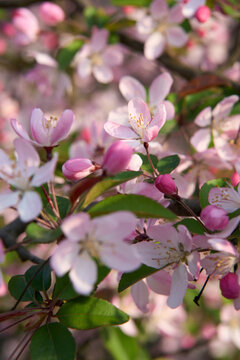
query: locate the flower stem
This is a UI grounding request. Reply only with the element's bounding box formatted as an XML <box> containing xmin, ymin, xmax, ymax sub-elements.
<box><xmin>144</xmin><ymin>142</ymin><xmax>158</xmax><ymax>177</ymax></box>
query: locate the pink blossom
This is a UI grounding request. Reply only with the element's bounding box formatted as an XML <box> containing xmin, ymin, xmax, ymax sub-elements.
<box><xmin>155</xmin><ymin>174</ymin><xmax>178</xmax><ymax>195</ymax></box>
<box><xmin>200</xmin><ymin>205</ymin><xmax>229</xmax><ymax>231</ymax></box>
<box><xmin>104</xmin><ymin>97</ymin><xmax>166</xmax><ymax>148</ymax></box>
<box><xmin>103</xmin><ymin>141</ymin><xmax>133</xmax><ymax>175</ymax></box>
<box><xmin>11</xmin><ymin>108</ymin><xmax>74</xmax><ymax>147</ymax></box>
<box><xmin>50</xmin><ymin>212</ymin><xmax>141</xmax><ymax>295</ymax></box>
<box><xmin>220</xmin><ymin>273</ymin><xmax>240</xmax><ymax>300</ymax></box>
<box><xmin>231</xmin><ymin>171</ymin><xmax>240</xmax><ymax>187</ymax></box>
<box><xmin>134</xmin><ymin>224</ymin><xmax>200</xmax><ymax>308</ymax></box>
<box><xmin>180</xmin><ymin>0</ymin><xmax>206</xmax><ymax>18</ymax></box>
<box><xmin>195</xmin><ymin>6</ymin><xmax>211</xmax><ymax>23</ymax></box>
<box><xmin>12</xmin><ymin>8</ymin><xmax>39</xmax><ymax>45</ymax></box>
<box><xmin>118</xmin><ymin>73</ymin><xmax>175</xmax><ymax>120</ymax></box>
<box><xmin>0</xmin><ymin>139</ymin><xmax>57</xmax><ymax>221</ymax></box>
<box><xmin>74</xmin><ymin>27</ymin><xmax>124</xmax><ymax>83</ymax></box>
<box><xmin>62</xmin><ymin>158</ymin><xmax>97</xmax><ymax>181</ymax></box>
<box><xmin>136</xmin><ymin>0</ymin><xmax>188</xmax><ymax>60</ymax></box>
<box><xmin>39</xmin><ymin>2</ymin><xmax>65</xmax><ymax>26</ymax></box>
<box><xmin>209</xmin><ymin>185</ymin><xmax>240</xmax><ymax>213</ymax></box>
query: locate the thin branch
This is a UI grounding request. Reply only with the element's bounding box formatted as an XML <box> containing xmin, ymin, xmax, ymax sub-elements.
<box><xmin>0</xmin><ymin>218</ymin><xmax>42</xmax><ymax>264</ymax></box>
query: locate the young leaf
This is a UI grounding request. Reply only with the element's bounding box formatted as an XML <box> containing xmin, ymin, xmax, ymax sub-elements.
<box><xmin>88</xmin><ymin>194</ymin><xmax>176</xmax><ymax>219</ymax></box>
<box><xmin>157</xmin><ymin>155</ymin><xmax>180</xmax><ymax>174</ymax></box>
<box><xmin>83</xmin><ymin>171</ymin><xmax>142</xmax><ymax>208</ymax></box>
<box><xmin>25</xmin><ymin>263</ymin><xmax>51</xmax><ymax>291</ymax></box>
<box><xmin>137</xmin><ymin>153</ymin><xmax>158</xmax><ymax>174</ymax></box>
<box><xmin>118</xmin><ymin>265</ymin><xmax>158</xmax><ymax>292</ymax></box>
<box><xmin>53</xmin><ymin>274</ymin><xmax>80</xmax><ymax>301</ymax></box>
<box><xmin>175</xmin><ymin>218</ymin><xmax>205</xmax><ymax>235</ymax></box>
<box><xmin>200</xmin><ymin>178</ymin><xmax>228</xmax><ymax>208</ymax></box>
<box><xmin>30</xmin><ymin>323</ymin><xmax>76</xmax><ymax>360</ymax></box>
<box><xmin>57</xmin><ymin>39</ymin><xmax>84</xmax><ymax>70</ymax></box>
<box><xmin>26</xmin><ymin>223</ymin><xmax>62</xmax><ymax>244</ymax></box>
<box><xmin>57</xmin><ymin>297</ymin><xmax>129</xmax><ymax>329</ymax></box>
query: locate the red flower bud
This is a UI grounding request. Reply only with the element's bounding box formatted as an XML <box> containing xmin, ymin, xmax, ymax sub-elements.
<box><xmin>155</xmin><ymin>174</ymin><xmax>177</xmax><ymax>195</ymax></box>
<box><xmin>220</xmin><ymin>273</ymin><xmax>240</xmax><ymax>299</ymax></box>
<box><xmin>200</xmin><ymin>205</ymin><xmax>228</xmax><ymax>231</ymax></box>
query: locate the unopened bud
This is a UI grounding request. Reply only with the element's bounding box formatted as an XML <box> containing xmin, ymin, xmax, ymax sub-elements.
<box><xmin>200</xmin><ymin>205</ymin><xmax>229</xmax><ymax>231</ymax></box>
<box><xmin>40</xmin><ymin>2</ymin><xmax>65</xmax><ymax>26</ymax></box>
<box><xmin>154</xmin><ymin>174</ymin><xmax>177</xmax><ymax>195</ymax></box>
<box><xmin>103</xmin><ymin>141</ymin><xmax>133</xmax><ymax>175</ymax></box>
<box><xmin>195</xmin><ymin>6</ymin><xmax>211</xmax><ymax>23</ymax></box>
<box><xmin>220</xmin><ymin>273</ymin><xmax>240</xmax><ymax>299</ymax></box>
<box><xmin>62</xmin><ymin>158</ymin><xmax>96</xmax><ymax>181</ymax></box>
<box><xmin>231</xmin><ymin>171</ymin><xmax>240</xmax><ymax>187</ymax></box>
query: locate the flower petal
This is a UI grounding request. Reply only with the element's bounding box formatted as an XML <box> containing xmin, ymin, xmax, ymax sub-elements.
<box><xmin>146</xmin><ymin>270</ymin><xmax>171</xmax><ymax>295</ymax></box>
<box><xmin>50</xmin><ymin>240</ymin><xmax>79</xmax><ymax>277</ymax></box>
<box><xmin>18</xmin><ymin>191</ymin><xmax>42</xmax><ymax>222</ymax></box>
<box><xmin>190</xmin><ymin>128</ymin><xmax>211</xmax><ymax>152</ymax></box>
<box><xmin>119</xmin><ymin>76</ymin><xmax>146</xmax><ymax>102</ymax></box>
<box><xmin>14</xmin><ymin>138</ymin><xmax>40</xmax><ymax>168</ymax></box>
<box><xmin>195</xmin><ymin>107</ymin><xmax>212</xmax><ymax>127</ymax></box>
<box><xmin>131</xmin><ymin>280</ymin><xmax>149</xmax><ymax>313</ymax></box>
<box><xmin>30</xmin><ymin>108</ymin><xmax>49</xmax><ymax>146</ymax></box>
<box><xmin>149</xmin><ymin>72</ymin><xmax>173</xmax><ymax>106</ymax></box>
<box><xmin>144</xmin><ymin>32</ymin><xmax>166</xmax><ymax>60</ymax></box>
<box><xmin>213</xmin><ymin>95</ymin><xmax>239</xmax><ymax>122</ymax></box>
<box><xmin>70</xmin><ymin>252</ymin><xmax>97</xmax><ymax>295</ymax></box>
<box><xmin>0</xmin><ymin>191</ymin><xmax>20</xmax><ymax>212</ymax></box>
<box><xmin>128</xmin><ymin>97</ymin><xmax>151</xmax><ymax>137</ymax></box>
<box><xmin>166</xmin><ymin>26</ymin><xmax>188</xmax><ymax>47</ymax></box>
<box><xmin>50</xmin><ymin>110</ymin><xmax>74</xmax><ymax>146</ymax></box>
<box><xmin>167</xmin><ymin>264</ymin><xmax>188</xmax><ymax>308</ymax></box>
<box><xmin>30</xmin><ymin>152</ymin><xmax>58</xmax><ymax>187</ymax></box>
<box><xmin>93</xmin><ymin>65</ymin><xmax>113</xmax><ymax>84</ymax></box>
<box><xmin>143</xmin><ymin>103</ymin><xmax>166</xmax><ymax>142</ymax></box>
<box><xmin>10</xmin><ymin>118</ymin><xmax>31</xmax><ymax>141</ymax></box>
<box><xmin>61</xmin><ymin>213</ymin><xmax>90</xmax><ymax>241</ymax></box>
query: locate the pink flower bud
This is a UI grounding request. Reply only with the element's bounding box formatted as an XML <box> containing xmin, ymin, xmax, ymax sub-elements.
<box><xmin>200</xmin><ymin>205</ymin><xmax>229</xmax><ymax>231</ymax></box>
<box><xmin>154</xmin><ymin>174</ymin><xmax>177</xmax><ymax>195</ymax></box>
<box><xmin>103</xmin><ymin>141</ymin><xmax>133</xmax><ymax>175</ymax></box>
<box><xmin>231</xmin><ymin>171</ymin><xmax>240</xmax><ymax>187</ymax></box>
<box><xmin>220</xmin><ymin>273</ymin><xmax>240</xmax><ymax>299</ymax></box>
<box><xmin>40</xmin><ymin>2</ymin><xmax>65</xmax><ymax>26</ymax></box>
<box><xmin>195</xmin><ymin>6</ymin><xmax>211</xmax><ymax>23</ymax></box>
<box><xmin>62</xmin><ymin>158</ymin><xmax>96</xmax><ymax>181</ymax></box>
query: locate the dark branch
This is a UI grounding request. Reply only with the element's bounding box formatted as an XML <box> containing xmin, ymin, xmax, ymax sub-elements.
<box><xmin>0</xmin><ymin>0</ymin><xmax>46</xmax><ymax>8</ymax></box>
<box><xmin>0</xmin><ymin>218</ymin><xmax>42</xmax><ymax>264</ymax></box>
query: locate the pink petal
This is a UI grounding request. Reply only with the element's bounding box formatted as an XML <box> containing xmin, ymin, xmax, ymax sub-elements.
<box><xmin>182</xmin><ymin>0</ymin><xmax>206</xmax><ymax>18</ymax></box>
<box><xmin>90</xmin><ymin>27</ymin><xmax>108</xmax><ymax>53</ymax></box>
<box><xmin>134</xmin><ymin>241</ymin><xmax>170</xmax><ymax>269</ymax></box>
<box><xmin>77</xmin><ymin>58</ymin><xmax>92</xmax><ymax>78</ymax></box>
<box><xmin>103</xmin><ymin>45</ymin><xmax>124</xmax><ymax>66</ymax></box>
<box><xmin>190</xmin><ymin>128</ymin><xmax>211</xmax><ymax>152</ymax></box>
<box><xmin>104</xmin><ymin>120</ymin><xmax>137</xmax><ymax>140</ymax></box>
<box><xmin>131</xmin><ymin>280</ymin><xmax>149</xmax><ymax>313</ymax></box>
<box><xmin>143</xmin><ymin>103</ymin><xmax>166</xmax><ymax>142</ymax></box>
<box><xmin>195</xmin><ymin>107</ymin><xmax>212</xmax><ymax>127</ymax></box>
<box><xmin>207</xmin><ymin>238</ymin><xmax>238</xmax><ymax>256</ymax></box>
<box><xmin>30</xmin><ymin>108</ymin><xmax>49</xmax><ymax>146</ymax></box>
<box><xmin>187</xmin><ymin>251</ymin><xmax>200</xmax><ymax>278</ymax></box>
<box><xmin>100</xmin><ymin>241</ymin><xmax>141</xmax><ymax>272</ymax></box>
<box><xmin>50</xmin><ymin>109</ymin><xmax>74</xmax><ymax>146</ymax></box>
<box><xmin>177</xmin><ymin>225</ymin><xmax>192</xmax><ymax>252</ymax></box>
<box><xmin>167</xmin><ymin>4</ymin><xmax>184</xmax><ymax>24</ymax></box>
<box><xmin>149</xmin><ymin>72</ymin><xmax>173</xmax><ymax>106</ymax></box>
<box><xmin>167</xmin><ymin>263</ymin><xmax>188</xmax><ymax>308</ymax></box>
<box><xmin>213</xmin><ymin>95</ymin><xmax>239</xmax><ymax>122</ymax></box>
<box><xmin>0</xmin><ymin>191</ymin><xmax>20</xmax><ymax>212</ymax></box>
<box><xmin>10</xmin><ymin>118</ymin><xmax>31</xmax><ymax>141</ymax></box>
<box><xmin>31</xmin><ymin>152</ymin><xmax>58</xmax><ymax>186</ymax></box>
<box><xmin>144</xmin><ymin>32</ymin><xmax>166</xmax><ymax>60</ymax></box>
<box><xmin>18</xmin><ymin>191</ymin><xmax>42</xmax><ymax>222</ymax></box>
<box><xmin>61</xmin><ymin>213</ymin><xmax>90</xmax><ymax>241</ymax></box>
<box><xmin>50</xmin><ymin>240</ymin><xmax>79</xmax><ymax>276</ymax></box>
<box><xmin>146</xmin><ymin>270</ymin><xmax>171</xmax><ymax>295</ymax></box>
<box><xmin>150</xmin><ymin>0</ymin><xmax>168</xmax><ymax>20</ymax></box>
<box><xmin>128</xmin><ymin>97</ymin><xmax>151</xmax><ymax>136</ymax></box>
<box><xmin>209</xmin><ymin>187</ymin><xmax>240</xmax><ymax>213</ymax></box>
<box><xmin>119</xmin><ymin>76</ymin><xmax>146</xmax><ymax>102</ymax></box>
<box><xmin>14</xmin><ymin>138</ymin><xmax>40</xmax><ymax>168</ymax></box>
<box><xmin>70</xmin><ymin>252</ymin><xmax>97</xmax><ymax>295</ymax></box>
<box><xmin>93</xmin><ymin>64</ymin><xmax>113</xmax><ymax>84</ymax></box>
<box><xmin>163</xmin><ymin>100</ymin><xmax>175</xmax><ymax>120</ymax></box>
<box><xmin>208</xmin><ymin>216</ymin><xmax>240</xmax><ymax>239</ymax></box>
<box><xmin>166</xmin><ymin>26</ymin><xmax>188</xmax><ymax>47</ymax></box>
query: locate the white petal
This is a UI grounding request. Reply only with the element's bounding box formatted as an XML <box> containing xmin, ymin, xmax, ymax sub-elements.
<box><xmin>51</xmin><ymin>240</ymin><xmax>79</xmax><ymax>277</ymax></box>
<box><xmin>17</xmin><ymin>191</ymin><xmax>42</xmax><ymax>222</ymax></box>
<box><xmin>0</xmin><ymin>191</ymin><xmax>20</xmax><ymax>212</ymax></box>
<box><xmin>119</xmin><ymin>76</ymin><xmax>146</xmax><ymax>102</ymax></box>
<box><xmin>70</xmin><ymin>252</ymin><xmax>97</xmax><ymax>295</ymax></box>
<box><xmin>167</xmin><ymin>264</ymin><xmax>188</xmax><ymax>308</ymax></box>
<box><xmin>14</xmin><ymin>138</ymin><xmax>40</xmax><ymax>168</ymax></box>
<box><xmin>144</xmin><ymin>32</ymin><xmax>166</xmax><ymax>60</ymax></box>
<box><xmin>131</xmin><ymin>281</ymin><xmax>149</xmax><ymax>313</ymax></box>
<box><xmin>190</xmin><ymin>129</ymin><xmax>211</xmax><ymax>152</ymax></box>
<box><xmin>149</xmin><ymin>72</ymin><xmax>173</xmax><ymax>105</ymax></box>
<box><xmin>93</xmin><ymin>65</ymin><xmax>113</xmax><ymax>84</ymax></box>
<box><xmin>61</xmin><ymin>213</ymin><xmax>90</xmax><ymax>241</ymax></box>
<box><xmin>30</xmin><ymin>153</ymin><xmax>58</xmax><ymax>187</ymax></box>
<box><xmin>166</xmin><ymin>26</ymin><xmax>188</xmax><ymax>47</ymax></box>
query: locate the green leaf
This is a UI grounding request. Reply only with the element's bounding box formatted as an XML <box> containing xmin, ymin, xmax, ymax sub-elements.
<box><xmin>199</xmin><ymin>178</ymin><xmax>228</xmax><ymax>208</ymax></box>
<box><xmin>57</xmin><ymin>297</ymin><xmax>129</xmax><ymax>329</ymax></box>
<box><xmin>118</xmin><ymin>264</ymin><xmax>158</xmax><ymax>292</ymax></box>
<box><xmin>175</xmin><ymin>218</ymin><xmax>205</xmax><ymax>235</ymax></box>
<box><xmin>26</xmin><ymin>223</ymin><xmax>62</xmax><ymax>244</ymax></box>
<box><xmin>8</xmin><ymin>275</ymin><xmax>40</xmax><ymax>302</ymax></box>
<box><xmin>157</xmin><ymin>155</ymin><xmax>180</xmax><ymax>174</ymax></box>
<box><xmin>137</xmin><ymin>153</ymin><xmax>158</xmax><ymax>174</ymax></box>
<box><xmin>83</xmin><ymin>171</ymin><xmax>142</xmax><ymax>207</ymax></box>
<box><xmin>106</xmin><ymin>19</ymin><xmax>136</xmax><ymax>31</ymax></box>
<box><xmin>102</xmin><ymin>327</ymin><xmax>150</xmax><ymax>360</ymax></box>
<box><xmin>25</xmin><ymin>263</ymin><xmax>51</xmax><ymax>291</ymax></box>
<box><xmin>30</xmin><ymin>323</ymin><xmax>76</xmax><ymax>360</ymax></box>
<box><xmin>44</xmin><ymin>196</ymin><xmax>71</xmax><ymax>220</ymax></box>
<box><xmin>57</xmin><ymin>39</ymin><xmax>84</xmax><ymax>70</ymax></box>
<box><xmin>84</xmin><ymin>6</ymin><xmax>111</xmax><ymax>27</ymax></box>
<box><xmin>88</xmin><ymin>194</ymin><xmax>176</xmax><ymax>219</ymax></box>
<box><xmin>111</xmin><ymin>0</ymin><xmax>151</xmax><ymax>6</ymax></box>
<box><xmin>53</xmin><ymin>274</ymin><xmax>79</xmax><ymax>301</ymax></box>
